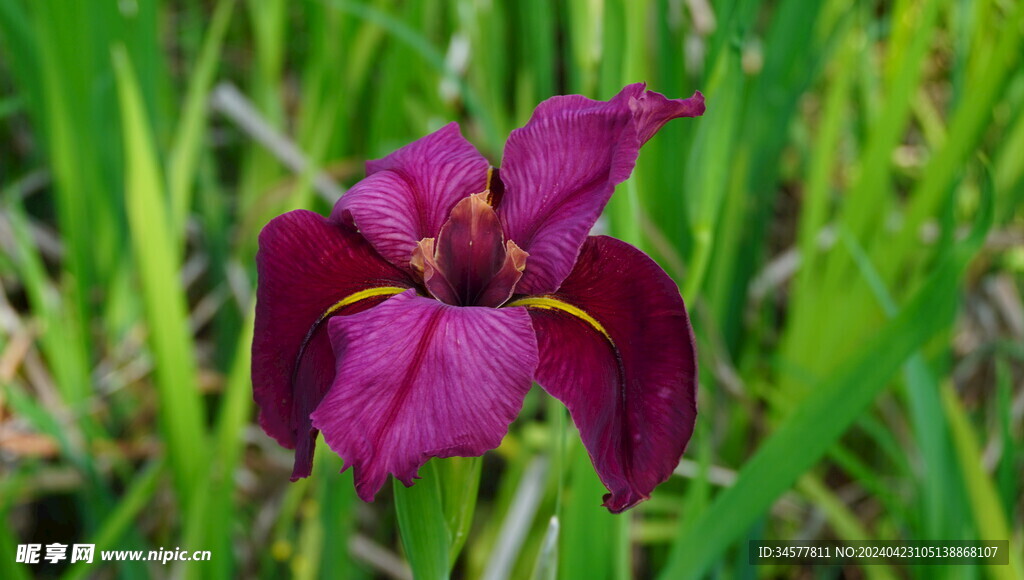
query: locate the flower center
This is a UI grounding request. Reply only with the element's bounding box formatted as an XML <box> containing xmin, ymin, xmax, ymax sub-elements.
<box><xmin>411</xmin><ymin>192</ymin><xmax>527</xmax><ymax>307</ymax></box>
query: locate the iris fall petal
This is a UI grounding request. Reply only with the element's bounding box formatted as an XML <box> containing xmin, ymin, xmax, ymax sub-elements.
<box><xmin>253</xmin><ymin>210</ymin><xmax>411</xmax><ymax>479</ymax></box>
<box><xmin>311</xmin><ymin>290</ymin><xmax>539</xmax><ymax>502</ymax></box>
<box><xmin>524</xmin><ymin>236</ymin><xmax>697</xmax><ymax>512</ymax></box>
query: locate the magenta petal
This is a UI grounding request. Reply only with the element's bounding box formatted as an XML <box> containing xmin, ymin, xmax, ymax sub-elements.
<box><xmin>630</xmin><ymin>88</ymin><xmax>706</xmax><ymax>144</ymax></box>
<box><xmin>253</xmin><ymin>210</ymin><xmax>411</xmax><ymax>479</ymax></box>
<box><xmin>331</xmin><ymin>123</ymin><xmax>490</xmax><ymax>269</ymax></box>
<box><xmin>528</xmin><ymin>236</ymin><xmax>697</xmax><ymax>512</ymax></box>
<box><xmin>498</xmin><ymin>83</ymin><xmax>704</xmax><ymax>294</ymax></box>
<box><xmin>311</xmin><ymin>290</ymin><xmax>539</xmax><ymax>502</ymax></box>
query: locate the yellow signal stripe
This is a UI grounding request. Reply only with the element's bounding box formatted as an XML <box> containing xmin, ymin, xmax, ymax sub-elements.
<box><xmin>319</xmin><ymin>286</ymin><xmax>408</xmax><ymax>321</ymax></box>
<box><xmin>506</xmin><ymin>295</ymin><xmax>612</xmax><ymax>343</ymax></box>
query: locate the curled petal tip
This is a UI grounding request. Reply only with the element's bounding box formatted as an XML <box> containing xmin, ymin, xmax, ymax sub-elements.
<box><xmin>506</xmin><ymin>240</ymin><xmax>528</xmax><ymax>272</ymax></box>
<box><xmin>410</xmin><ymin>237</ymin><xmax>436</xmax><ymax>276</ymax></box>
<box><xmin>602</xmin><ymin>490</ymin><xmax>648</xmax><ymax>514</ymax></box>
<box><xmin>691</xmin><ymin>90</ymin><xmax>706</xmax><ymax>113</ymax></box>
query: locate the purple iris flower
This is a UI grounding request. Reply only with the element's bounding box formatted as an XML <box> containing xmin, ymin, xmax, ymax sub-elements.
<box><xmin>253</xmin><ymin>83</ymin><xmax>703</xmax><ymax>512</ymax></box>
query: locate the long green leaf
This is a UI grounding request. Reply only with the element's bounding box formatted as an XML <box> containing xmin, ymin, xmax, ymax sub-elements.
<box><xmin>180</xmin><ymin>306</ymin><xmax>256</xmax><ymax>580</ymax></box>
<box><xmin>942</xmin><ymin>384</ymin><xmax>1023</xmax><ymax>580</ymax></box>
<box><xmin>113</xmin><ymin>45</ymin><xmax>208</xmax><ymax>510</ymax></box>
<box><xmin>167</xmin><ymin>0</ymin><xmax>236</xmax><ymax>238</ymax></box>
<box><xmin>560</xmin><ymin>442</ymin><xmax>615</xmax><ymax>580</ymax></box>
<box><xmin>660</xmin><ymin>174</ymin><xmax>992</xmax><ymax>579</ymax></box>
<box><xmin>394</xmin><ymin>460</ymin><xmax>451</xmax><ymax>579</ymax></box>
<box><xmin>839</xmin><ymin>226</ymin><xmax>964</xmax><ymax>540</ymax></box>
<box><xmin>436</xmin><ymin>456</ymin><xmax>482</xmax><ymax>562</ymax></box>
<box><xmin>0</xmin><ymin>513</ymin><xmax>30</xmax><ymax>580</ymax></box>
<box><xmin>888</xmin><ymin>0</ymin><xmax>1023</xmax><ymax>270</ymax></box>
<box><xmin>325</xmin><ymin>0</ymin><xmax>501</xmax><ymax>151</ymax></box>
<box><xmin>60</xmin><ymin>459</ymin><xmax>165</xmax><ymax>580</ymax></box>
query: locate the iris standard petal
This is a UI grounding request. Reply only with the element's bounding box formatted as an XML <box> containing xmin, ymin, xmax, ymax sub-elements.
<box><xmin>513</xmin><ymin>235</ymin><xmax>697</xmax><ymax>512</ymax></box>
<box><xmin>311</xmin><ymin>290</ymin><xmax>539</xmax><ymax>502</ymax></box>
<box><xmin>498</xmin><ymin>83</ymin><xmax>704</xmax><ymax>295</ymax></box>
<box><xmin>331</xmin><ymin>123</ymin><xmax>490</xmax><ymax>270</ymax></box>
<box><xmin>253</xmin><ymin>210</ymin><xmax>411</xmax><ymax>479</ymax></box>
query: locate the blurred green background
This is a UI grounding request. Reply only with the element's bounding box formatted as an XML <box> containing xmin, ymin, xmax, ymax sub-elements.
<box><xmin>1</xmin><ymin>0</ymin><xmax>1022</xmax><ymax>578</ymax></box>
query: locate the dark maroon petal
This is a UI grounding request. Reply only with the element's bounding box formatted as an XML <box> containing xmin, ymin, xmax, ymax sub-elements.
<box><xmin>476</xmin><ymin>240</ymin><xmax>528</xmax><ymax>308</ymax></box>
<box><xmin>521</xmin><ymin>235</ymin><xmax>697</xmax><ymax>512</ymax></box>
<box><xmin>433</xmin><ymin>193</ymin><xmax>508</xmax><ymax>305</ymax></box>
<box><xmin>310</xmin><ymin>290</ymin><xmax>538</xmax><ymax>502</ymax></box>
<box><xmin>283</xmin><ymin>295</ymin><xmax>389</xmax><ymax>479</ymax></box>
<box><xmin>413</xmin><ymin>193</ymin><xmax>528</xmax><ymax>307</ymax></box>
<box><xmin>498</xmin><ymin>84</ymin><xmax>704</xmax><ymax>294</ymax></box>
<box><xmin>330</xmin><ymin>123</ymin><xmax>490</xmax><ymax>270</ymax></box>
<box><xmin>253</xmin><ymin>210</ymin><xmax>411</xmax><ymax>479</ymax></box>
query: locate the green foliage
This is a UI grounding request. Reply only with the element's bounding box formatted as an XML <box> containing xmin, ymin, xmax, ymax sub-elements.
<box><xmin>393</xmin><ymin>461</ymin><xmax>451</xmax><ymax>579</ymax></box>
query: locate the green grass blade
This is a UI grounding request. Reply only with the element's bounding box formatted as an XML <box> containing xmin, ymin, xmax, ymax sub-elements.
<box><xmin>59</xmin><ymin>459</ymin><xmax>165</xmax><ymax>580</ymax></box>
<box><xmin>214</xmin><ymin>307</ymin><xmax>256</xmax><ymax>487</ymax></box>
<box><xmin>530</xmin><ymin>516</ymin><xmax>559</xmax><ymax>580</ymax></box>
<box><xmin>786</xmin><ymin>32</ymin><xmax>854</xmax><ymax>353</ymax></box>
<box><xmin>0</xmin><ymin>0</ymin><xmax>42</xmax><ymax>134</ymax></box>
<box><xmin>113</xmin><ymin>45</ymin><xmax>208</xmax><ymax>510</ymax></box>
<box><xmin>660</xmin><ymin>178</ymin><xmax>992</xmax><ymax>579</ymax></box>
<box><xmin>889</xmin><ymin>1</ymin><xmax>1023</xmax><ymax>267</ymax></box>
<box><xmin>681</xmin><ymin>50</ymin><xmax>742</xmax><ymax>304</ymax></box>
<box><xmin>787</xmin><ymin>0</ymin><xmax>942</xmax><ymax>384</ymax></box>
<box><xmin>841</xmin><ymin>0</ymin><xmax>942</xmax><ymax>240</ymax></box>
<box><xmin>0</xmin><ymin>513</ymin><xmax>31</xmax><ymax>580</ymax></box>
<box><xmin>839</xmin><ymin>227</ymin><xmax>964</xmax><ymax>539</ymax></box>
<box><xmin>512</xmin><ymin>0</ymin><xmax>555</xmax><ymax>119</ymax></box>
<box><xmin>563</xmin><ymin>0</ymin><xmax>602</xmax><ymax>95</ymax></box>
<box><xmin>941</xmin><ymin>384</ymin><xmax>1023</xmax><ymax>579</ymax></box>
<box><xmin>2</xmin><ymin>200</ymin><xmax>91</xmax><ymax>411</ymax></box>
<box><xmin>436</xmin><ymin>456</ymin><xmax>482</xmax><ymax>562</ymax></box>
<box><xmin>179</xmin><ymin>306</ymin><xmax>255</xmax><ymax>579</ymax></box>
<box><xmin>394</xmin><ymin>460</ymin><xmax>451</xmax><ymax>579</ymax></box>
<box><xmin>315</xmin><ymin>456</ymin><xmax>359</xmax><ymax>580</ymax></box>
<box><xmin>560</xmin><ymin>443</ymin><xmax>615</xmax><ymax>580</ymax></box>
<box><xmin>993</xmin><ymin>90</ymin><xmax>1024</xmax><ymax>221</ymax></box>
<box><xmin>167</xmin><ymin>0</ymin><xmax>236</xmax><ymax>238</ymax></box>
<box><xmin>325</xmin><ymin>0</ymin><xmax>500</xmax><ymax>151</ymax></box>
<box><xmin>28</xmin><ymin>1</ymin><xmax>126</xmax><ymax>333</ymax></box>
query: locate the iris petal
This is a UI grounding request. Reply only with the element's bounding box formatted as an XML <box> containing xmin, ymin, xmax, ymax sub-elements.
<box><xmin>311</xmin><ymin>290</ymin><xmax>539</xmax><ymax>502</ymax></box>
<box><xmin>413</xmin><ymin>193</ymin><xmax>528</xmax><ymax>307</ymax></box>
<box><xmin>331</xmin><ymin>123</ymin><xmax>490</xmax><ymax>270</ymax></box>
<box><xmin>498</xmin><ymin>83</ymin><xmax>704</xmax><ymax>294</ymax></box>
<box><xmin>253</xmin><ymin>210</ymin><xmax>411</xmax><ymax>479</ymax></box>
<box><xmin>516</xmin><ymin>235</ymin><xmax>697</xmax><ymax>512</ymax></box>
